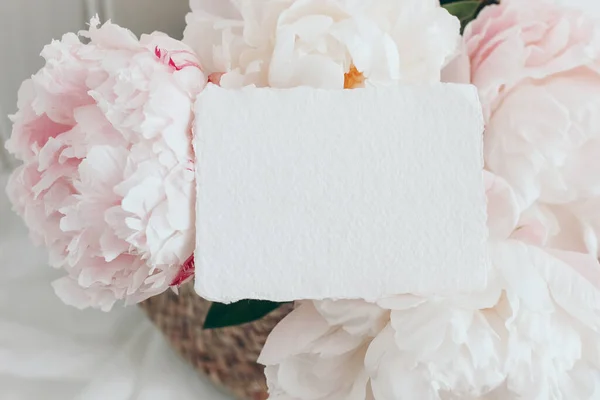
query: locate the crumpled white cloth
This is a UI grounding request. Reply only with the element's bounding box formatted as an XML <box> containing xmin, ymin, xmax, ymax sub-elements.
<box><xmin>0</xmin><ymin>173</ymin><xmax>231</xmax><ymax>400</ymax></box>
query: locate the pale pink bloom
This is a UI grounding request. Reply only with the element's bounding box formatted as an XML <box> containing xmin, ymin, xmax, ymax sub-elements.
<box><xmin>183</xmin><ymin>0</ymin><xmax>460</xmax><ymax>89</ymax></box>
<box><xmin>368</xmin><ymin>240</ymin><xmax>600</xmax><ymax>400</ymax></box>
<box><xmin>5</xmin><ymin>18</ymin><xmax>206</xmax><ymax>311</ymax></box>
<box><xmin>441</xmin><ymin>39</ymin><xmax>471</xmax><ymax>84</ymax></box>
<box><xmin>259</xmin><ymin>300</ymin><xmax>388</xmax><ymax>400</ymax></box>
<box><xmin>465</xmin><ymin>0</ymin><xmax>600</xmax><ymax>256</ymax></box>
<box><xmin>261</xmin><ymin>172</ymin><xmax>600</xmax><ymax>399</ymax></box>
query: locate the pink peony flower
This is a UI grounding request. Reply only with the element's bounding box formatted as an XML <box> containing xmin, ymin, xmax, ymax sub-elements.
<box><xmin>5</xmin><ymin>17</ymin><xmax>207</xmax><ymax>311</ymax></box>
<box><xmin>465</xmin><ymin>0</ymin><xmax>600</xmax><ymax>256</ymax></box>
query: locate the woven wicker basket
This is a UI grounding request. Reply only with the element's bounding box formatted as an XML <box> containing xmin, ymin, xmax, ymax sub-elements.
<box><xmin>139</xmin><ymin>283</ymin><xmax>292</xmax><ymax>400</ymax></box>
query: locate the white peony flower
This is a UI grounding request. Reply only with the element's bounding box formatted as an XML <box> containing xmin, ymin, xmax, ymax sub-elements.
<box><xmin>261</xmin><ymin>171</ymin><xmax>600</xmax><ymax>399</ymax></box>
<box><xmin>260</xmin><ymin>300</ymin><xmax>389</xmax><ymax>400</ymax></box>
<box><xmin>366</xmin><ymin>240</ymin><xmax>600</xmax><ymax>400</ymax></box>
<box><xmin>183</xmin><ymin>0</ymin><xmax>460</xmax><ymax>89</ymax></box>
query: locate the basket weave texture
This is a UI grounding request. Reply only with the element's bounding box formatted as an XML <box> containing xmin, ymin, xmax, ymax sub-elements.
<box><xmin>139</xmin><ymin>283</ymin><xmax>292</xmax><ymax>400</ymax></box>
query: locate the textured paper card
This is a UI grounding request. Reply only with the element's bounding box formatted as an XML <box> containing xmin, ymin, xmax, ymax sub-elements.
<box><xmin>194</xmin><ymin>84</ymin><xmax>488</xmax><ymax>303</ymax></box>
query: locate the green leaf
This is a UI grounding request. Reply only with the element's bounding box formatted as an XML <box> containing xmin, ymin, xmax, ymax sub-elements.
<box><xmin>203</xmin><ymin>300</ymin><xmax>285</xmax><ymax>329</ymax></box>
<box><xmin>442</xmin><ymin>1</ymin><xmax>480</xmax><ymax>31</ymax></box>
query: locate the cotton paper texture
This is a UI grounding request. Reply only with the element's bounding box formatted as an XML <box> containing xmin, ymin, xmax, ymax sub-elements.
<box><xmin>194</xmin><ymin>85</ymin><xmax>488</xmax><ymax>303</ymax></box>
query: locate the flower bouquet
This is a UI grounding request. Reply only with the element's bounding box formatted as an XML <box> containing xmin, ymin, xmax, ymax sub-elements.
<box><xmin>6</xmin><ymin>0</ymin><xmax>600</xmax><ymax>399</ymax></box>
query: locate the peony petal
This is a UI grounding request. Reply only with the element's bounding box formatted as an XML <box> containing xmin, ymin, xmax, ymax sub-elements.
<box><xmin>259</xmin><ymin>302</ymin><xmax>331</xmax><ymax>365</ymax></box>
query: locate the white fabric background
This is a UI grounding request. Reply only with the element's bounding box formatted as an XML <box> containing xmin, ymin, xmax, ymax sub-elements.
<box><xmin>0</xmin><ymin>173</ymin><xmax>231</xmax><ymax>399</ymax></box>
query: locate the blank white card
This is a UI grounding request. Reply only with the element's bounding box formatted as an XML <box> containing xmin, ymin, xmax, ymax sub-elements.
<box><xmin>194</xmin><ymin>84</ymin><xmax>488</xmax><ymax>303</ymax></box>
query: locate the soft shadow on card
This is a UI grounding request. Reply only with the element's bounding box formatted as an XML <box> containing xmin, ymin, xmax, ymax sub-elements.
<box><xmin>194</xmin><ymin>85</ymin><xmax>489</xmax><ymax>303</ymax></box>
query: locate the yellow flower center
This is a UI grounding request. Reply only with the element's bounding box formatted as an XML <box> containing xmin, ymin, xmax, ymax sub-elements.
<box><xmin>344</xmin><ymin>65</ymin><xmax>365</xmax><ymax>89</ymax></box>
